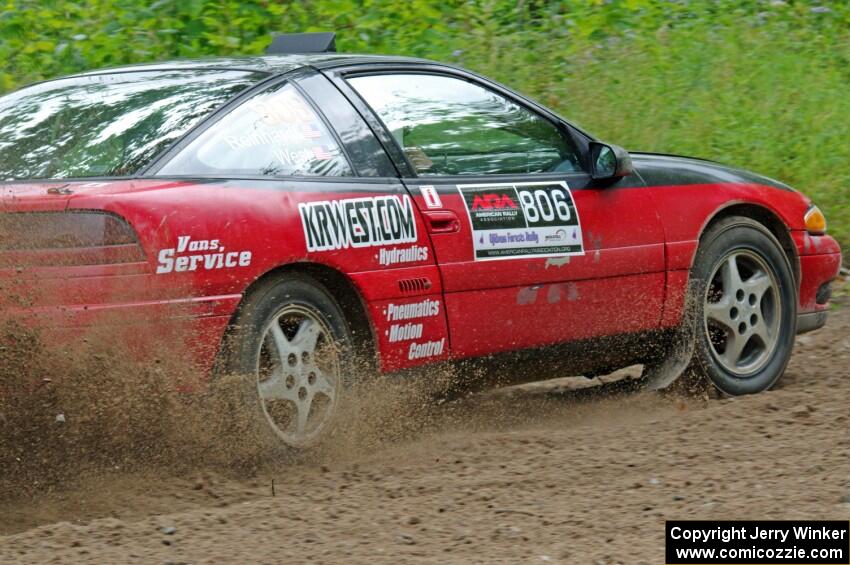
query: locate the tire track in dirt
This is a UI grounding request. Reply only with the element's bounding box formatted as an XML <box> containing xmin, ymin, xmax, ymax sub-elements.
<box><xmin>1</xmin><ymin>298</ymin><xmax>848</xmax><ymax>563</ymax></box>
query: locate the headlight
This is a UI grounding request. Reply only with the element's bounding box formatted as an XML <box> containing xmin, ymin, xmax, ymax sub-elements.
<box><xmin>804</xmin><ymin>205</ymin><xmax>827</xmax><ymax>235</ymax></box>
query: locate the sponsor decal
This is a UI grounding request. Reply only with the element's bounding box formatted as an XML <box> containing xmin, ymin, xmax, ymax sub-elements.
<box><xmin>458</xmin><ymin>181</ymin><xmax>584</xmax><ymax>261</ymax></box>
<box><xmin>221</xmin><ymin>87</ymin><xmax>340</xmax><ymax>170</ymax></box>
<box><xmin>408</xmin><ymin>338</ymin><xmax>446</xmax><ymax>360</ymax></box>
<box><xmin>312</xmin><ymin>145</ymin><xmax>333</xmax><ymax>160</ymax></box>
<box><xmin>419</xmin><ymin>185</ymin><xmax>442</xmax><ymax>209</ymax></box>
<box><xmin>301</xmin><ymin>123</ymin><xmax>323</xmax><ymax>139</ymax></box>
<box><xmin>246</xmin><ymin>91</ymin><xmax>314</xmax><ymax>126</ymax></box>
<box><xmin>387</xmin><ymin>322</ymin><xmax>424</xmax><ymax>343</ymax></box>
<box><xmin>299</xmin><ymin>195</ymin><xmax>417</xmax><ymax>253</ymax></box>
<box><xmin>225</xmin><ymin>129</ymin><xmax>291</xmax><ymax>151</ymax></box>
<box><xmin>223</xmin><ymin>118</ymin><xmax>325</xmax><ymax>142</ymax></box>
<box><xmin>384</xmin><ymin>299</ymin><xmax>440</xmax><ymax>322</ymax></box>
<box><xmin>545</xmin><ymin>229</ymin><xmax>568</xmax><ymax>242</ymax></box>
<box><xmin>224</xmin><ymin>126</ymin><xmax>337</xmax><ymax>169</ymax></box>
<box><xmin>378</xmin><ymin>244</ymin><xmax>428</xmax><ymax>266</ymax></box>
<box><xmin>472</xmin><ymin>192</ymin><xmax>518</xmax><ymax>211</ymax></box>
<box><xmin>156</xmin><ymin>235</ymin><xmax>252</xmax><ymax>274</ymax></box>
<box><xmin>273</xmin><ymin>147</ymin><xmax>318</xmax><ymax>168</ymax></box>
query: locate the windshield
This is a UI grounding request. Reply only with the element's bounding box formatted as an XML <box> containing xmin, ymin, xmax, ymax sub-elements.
<box><xmin>0</xmin><ymin>69</ymin><xmax>265</xmax><ymax>181</ymax></box>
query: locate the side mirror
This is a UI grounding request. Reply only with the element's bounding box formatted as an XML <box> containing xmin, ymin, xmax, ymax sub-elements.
<box><xmin>590</xmin><ymin>141</ymin><xmax>633</xmax><ymax>180</ymax></box>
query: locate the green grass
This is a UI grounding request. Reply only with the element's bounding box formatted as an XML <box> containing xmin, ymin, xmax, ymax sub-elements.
<box><xmin>454</xmin><ymin>7</ymin><xmax>850</xmax><ymax>254</ymax></box>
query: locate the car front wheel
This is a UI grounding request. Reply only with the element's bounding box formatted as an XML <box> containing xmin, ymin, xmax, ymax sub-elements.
<box><xmin>690</xmin><ymin>216</ymin><xmax>797</xmax><ymax>395</ymax></box>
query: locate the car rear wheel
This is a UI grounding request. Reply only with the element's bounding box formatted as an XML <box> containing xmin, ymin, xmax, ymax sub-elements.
<box><xmin>689</xmin><ymin>217</ymin><xmax>796</xmax><ymax>395</ymax></box>
<box><xmin>223</xmin><ymin>274</ymin><xmax>354</xmax><ymax>450</ymax></box>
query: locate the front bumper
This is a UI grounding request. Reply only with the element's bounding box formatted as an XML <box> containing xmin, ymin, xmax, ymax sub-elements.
<box><xmin>792</xmin><ymin>231</ymin><xmax>841</xmax><ymax>335</ymax></box>
<box><xmin>796</xmin><ymin>310</ymin><xmax>828</xmax><ymax>334</ymax></box>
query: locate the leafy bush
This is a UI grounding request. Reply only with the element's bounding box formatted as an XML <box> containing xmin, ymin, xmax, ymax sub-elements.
<box><xmin>1</xmin><ymin>0</ymin><xmax>847</xmax><ymax>248</ymax></box>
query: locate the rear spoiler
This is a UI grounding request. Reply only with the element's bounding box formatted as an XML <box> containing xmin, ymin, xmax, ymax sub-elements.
<box><xmin>266</xmin><ymin>32</ymin><xmax>336</xmax><ymax>54</ymax></box>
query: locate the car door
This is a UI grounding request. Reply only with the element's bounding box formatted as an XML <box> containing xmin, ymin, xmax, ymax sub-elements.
<box><xmin>333</xmin><ymin>66</ymin><xmax>666</xmax><ymax>359</ymax></box>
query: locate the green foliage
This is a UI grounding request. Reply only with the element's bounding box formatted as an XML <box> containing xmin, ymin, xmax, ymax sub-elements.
<box><xmin>1</xmin><ymin>0</ymin><xmax>848</xmax><ymax>248</ymax></box>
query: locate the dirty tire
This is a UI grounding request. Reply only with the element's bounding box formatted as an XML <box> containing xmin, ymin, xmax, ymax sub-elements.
<box><xmin>223</xmin><ymin>274</ymin><xmax>354</xmax><ymax>450</ymax></box>
<box><xmin>689</xmin><ymin>216</ymin><xmax>797</xmax><ymax>395</ymax></box>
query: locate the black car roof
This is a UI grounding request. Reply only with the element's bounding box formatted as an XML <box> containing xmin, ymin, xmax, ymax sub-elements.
<box><xmin>74</xmin><ymin>53</ymin><xmax>435</xmax><ymax>78</ymax></box>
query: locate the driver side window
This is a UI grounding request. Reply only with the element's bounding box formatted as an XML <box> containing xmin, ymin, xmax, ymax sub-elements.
<box><xmin>348</xmin><ymin>73</ymin><xmax>582</xmax><ymax>176</ymax></box>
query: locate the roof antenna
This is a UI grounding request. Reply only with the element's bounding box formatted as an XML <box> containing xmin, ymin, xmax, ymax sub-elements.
<box><xmin>266</xmin><ymin>32</ymin><xmax>337</xmax><ymax>54</ymax></box>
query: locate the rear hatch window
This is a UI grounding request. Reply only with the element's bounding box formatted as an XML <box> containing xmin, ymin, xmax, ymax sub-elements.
<box><xmin>0</xmin><ymin>69</ymin><xmax>266</xmax><ymax>181</ymax></box>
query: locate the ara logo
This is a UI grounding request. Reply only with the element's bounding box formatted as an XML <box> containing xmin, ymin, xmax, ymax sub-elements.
<box><xmin>471</xmin><ymin>193</ymin><xmax>518</xmax><ymax>210</ymax></box>
<box><xmin>299</xmin><ymin>195</ymin><xmax>417</xmax><ymax>252</ymax></box>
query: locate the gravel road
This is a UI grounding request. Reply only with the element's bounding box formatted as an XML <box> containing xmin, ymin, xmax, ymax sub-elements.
<box><xmin>1</xmin><ymin>295</ymin><xmax>848</xmax><ymax>564</ymax></box>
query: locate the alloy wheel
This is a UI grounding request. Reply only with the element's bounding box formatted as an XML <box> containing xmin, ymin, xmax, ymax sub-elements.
<box><xmin>255</xmin><ymin>304</ymin><xmax>340</xmax><ymax>447</ymax></box>
<box><xmin>703</xmin><ymin>250</ymin><xmax>782</xmax><ymax>377</ymax></box>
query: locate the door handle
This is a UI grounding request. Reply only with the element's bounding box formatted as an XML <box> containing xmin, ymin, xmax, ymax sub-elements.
<box><xmin>422</xmin><ymin>210</ymin><xmax>460</xmax><ymax>234</ymax></box>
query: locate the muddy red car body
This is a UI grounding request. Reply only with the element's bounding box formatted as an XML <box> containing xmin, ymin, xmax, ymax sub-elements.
<box><xmin>0</xmin><ymin>47</ymin><xmax>841</xmax><ymax>422</ymax></box>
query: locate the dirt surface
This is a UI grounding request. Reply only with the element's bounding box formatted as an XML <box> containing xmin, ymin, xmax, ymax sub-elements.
<box><xmin>1</xmin><ymin>297</ymin><xmax>848</xmax><ymax>564</ymax></box>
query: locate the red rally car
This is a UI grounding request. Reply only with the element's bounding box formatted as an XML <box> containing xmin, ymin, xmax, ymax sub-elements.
<box><xmin>0</xmin><ymin>34</ymin><xmax>841</xmax><ymax>448</ymax></box>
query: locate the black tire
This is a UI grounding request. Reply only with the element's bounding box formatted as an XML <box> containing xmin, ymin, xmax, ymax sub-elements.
<box><xmin>222</xmin><ymin>273</ymin><xmax>355</xmax><ymax>449</ymax></box>
<box><xmin>688</xmin><ymin>216</ymin><xmax>797</xmax><ymax>395</ymax></box>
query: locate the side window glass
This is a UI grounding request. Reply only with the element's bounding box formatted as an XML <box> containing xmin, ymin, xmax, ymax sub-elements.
<box><xmin>348</xmin><ymin>74</ymin><xmax>582</xmax><ymax>177</ymax></box>
<box><xmin>159</xmin><ymin>83</ymin><xmax>353</xmax><ymax>177</ymax></box>
<box><xmin>298</xmin><ymin>73</ymin><xmax>396</xmax><ymax>177</ymax></box>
